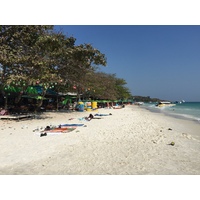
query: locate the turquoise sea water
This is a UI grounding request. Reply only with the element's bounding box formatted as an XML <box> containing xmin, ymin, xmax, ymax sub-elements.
<box><xmin>141</xmin><ymin>102</ymin><xmax>200</xmax><ymax>123</ymax></box>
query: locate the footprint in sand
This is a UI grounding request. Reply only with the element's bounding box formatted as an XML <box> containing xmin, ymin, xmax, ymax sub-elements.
<box><xmin>182</xmin><ymin>133</ymin><xmax>195</xmax><ymax>140</ymax></box>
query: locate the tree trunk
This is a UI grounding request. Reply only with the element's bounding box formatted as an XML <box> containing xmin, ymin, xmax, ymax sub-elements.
<box><xmin>1</xmin><ymin>90</ymin><xmax>8</xmax><ymax>110</ymax></box>
<box><xmin>4</xmin><ymin>95</ymin><xmax>8</xmax><ymax>110</ymax></box>
<box><xmin>34</xmin><ymin>90</ymin><xmax>46</xmax><ymax>113</ymax></box>
<box><xmin>15</xmin><ymin>92</ymin><xmax>23</xmax><ymax>104</ymax></box>
<box><xmin>56</xmin><ymin>95</ymin><xmax>59</xmax><ymax>111</ymax></box>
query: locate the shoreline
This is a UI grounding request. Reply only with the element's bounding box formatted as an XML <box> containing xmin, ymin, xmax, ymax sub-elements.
<box><xmin>142</xmin><ymin>103</ymin><xmax>200</xmax><ymax>125</ymax></box>
<box><xmin>140</xmin><ymin>105</ymin><xmax>200</xmax><ymax>140</ymax></box>
<box><xmin>0</xmin><ymin>105</ymin><xmax>200</xmax><ymax>175</ymax></box>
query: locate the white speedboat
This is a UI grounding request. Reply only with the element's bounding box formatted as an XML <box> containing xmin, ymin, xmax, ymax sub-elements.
<box><xmin>156</xmin><ymin>101</ymin><xmax>176</xmax><ymax>107</ymax></box>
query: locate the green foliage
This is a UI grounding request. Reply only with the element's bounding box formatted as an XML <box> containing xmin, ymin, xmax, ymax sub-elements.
<box><xmin>133</xmin><ymin>96</ymin><xmax>161</xmax><ymax>102</ymax></box>
<box><xmin>80</xmin><ymin>72</ymin><xmax>132</xmax><ymax>100</ymax></box>
<box><xmin>0</xmin><ymin>25</ymin><xmax>132</xmax><ymax>109</ymax></box>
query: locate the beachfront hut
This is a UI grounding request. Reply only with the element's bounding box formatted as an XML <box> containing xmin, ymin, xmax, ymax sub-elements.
<box><xmin>61</xmin><ymin>92</ymin><xmax>78</xmax><ymax>108</ymax></box>
<box><xmin>0</xmin><ymin>85</ymin><xmax>23</xmax><ymax>109</ymax></box>
<box><xmin>22</xmin><ymin>86</ymin><xmax>63</xmax><ymax>111</ymax></box>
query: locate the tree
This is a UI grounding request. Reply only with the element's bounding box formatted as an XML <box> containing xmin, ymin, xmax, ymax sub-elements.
<box><xmin>0</xmin><ymin>26</ymin><xmax>108</xmax><ymax>110</ymax></box>
<box><xmin>0</xmin><ymin>25</ymin><xmax>54</xmax><ymax>108</ymax></box>
<box><xmin>56</xmin><ymin>43</ymin><xmax>107</xmax><ymax>99</ymax></box>
<box><xmin>114</xmin><ymin>76</ymin><xmax>131</xmax><ymax>100</ymax></box>
<box><xmin>80</xmin><ymin>72</ymin><xmax>132</xmax><ymax>101</ymax></box>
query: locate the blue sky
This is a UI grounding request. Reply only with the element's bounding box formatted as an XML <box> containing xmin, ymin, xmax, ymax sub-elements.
<box><xmin>54</xmin><ymin>25</ymin><xmax>200</xmax><ymax>102</ymax></box>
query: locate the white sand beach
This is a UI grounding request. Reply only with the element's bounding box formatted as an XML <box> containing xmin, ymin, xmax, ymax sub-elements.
<box><xmin>0</xmin><ymin>105</ymin><xmax>200</xmax><ymax>175</ymax></box>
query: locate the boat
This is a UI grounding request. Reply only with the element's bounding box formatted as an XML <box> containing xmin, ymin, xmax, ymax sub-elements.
<box><xmin>134</xmin><ymin>102</ymin><xmax>144</xmax><ymax>105</ymax></box>
<box><xmin>175</xmin><ymin>100</ymin><xmax>186</xmax><ymax>104</ymax></box>
<box><xmin>156</xmin><ymin>101</ymin><xmax>176</xmax><ymax>107</ymax></box>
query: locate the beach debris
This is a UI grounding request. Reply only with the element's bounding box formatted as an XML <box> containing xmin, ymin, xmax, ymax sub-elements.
<box><xmin>40</xmin><ymin>133</ymin><xmax>47</xmax><ymax>137</ymax></box>
<box><xmin>168</xmin><ymin>141</ymin><xmax>175</xmax><ymax>146</ymax></box>
<box><xmin>168</xmin><ymin>128</ymin><xmax>172</xmax><ymax>131</ymax></box>
<box><xmin>152</xmin><ymin>140</ymin><xmax>157</xmax><ymax>144</ymax></box>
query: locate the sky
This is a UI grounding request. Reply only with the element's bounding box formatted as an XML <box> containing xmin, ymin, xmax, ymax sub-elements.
<box><xmin>2</xmin><ymin>1</ymin><xmax>200</xmax><ymax>102</ymax></box>
<box><xmin>54</xmin><ymin>25</ymin><xmax>200</xmax><ymax>102</ymax></box>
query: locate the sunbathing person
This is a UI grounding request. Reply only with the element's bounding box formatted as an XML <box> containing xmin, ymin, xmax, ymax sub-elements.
<box><xmin>79</xmin><ymin>114</ymin><xmax>101</xmax><ymax>121</ymax></box>
<box><xmin>85</xmin><ymin>114</ymin><xmax>94</xmax><ymax>121</ymax></box>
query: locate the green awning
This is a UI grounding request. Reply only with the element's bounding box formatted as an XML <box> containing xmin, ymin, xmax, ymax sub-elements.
<box><xmin>22</xmin><ymin>95</ymin><xmax>47</xmax><ymax>100</ymax></box>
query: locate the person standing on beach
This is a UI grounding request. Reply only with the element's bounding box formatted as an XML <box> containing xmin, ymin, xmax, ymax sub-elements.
<box><xmin>73</xmin><ymin>102</ymin><xmax>77</xmax><ymax>111</ymax></box>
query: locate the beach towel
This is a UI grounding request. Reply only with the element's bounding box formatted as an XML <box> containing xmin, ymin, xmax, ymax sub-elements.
<box><xmin>35</xmin><ymin>127</ymin><xmax>76</xmax><ymax>136</ymax></box>
<box><xmin>94</xmin><ymin>113</ymin><xmax>112</xmax><ymax>116</ymax></box>
<box><xmin>63</xmin><ymin>124</ymin><xmax>84</xmax><ymax>126</ymax></box>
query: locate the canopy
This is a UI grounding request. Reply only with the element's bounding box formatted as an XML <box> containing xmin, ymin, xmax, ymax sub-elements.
<box><xmin>22</xmin><ymin>95</ymin><xmax>48</xmax><ymax>100</ymax></box>
<box><xmin>26</xmin><ymin>86</ymin><xmax>58</xmax><ymax>96</ymax></box>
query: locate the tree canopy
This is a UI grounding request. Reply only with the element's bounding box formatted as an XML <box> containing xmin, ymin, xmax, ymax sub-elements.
<box><xmin>0</xmin><ymin>25</ymin><xmax>132</xmax><ymax>109</ymax></box>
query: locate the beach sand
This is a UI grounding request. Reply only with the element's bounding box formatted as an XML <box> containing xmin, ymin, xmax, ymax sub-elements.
<box><xmin>0</xmin><ymin>105</ymin><xmax>200</xmax><ymax>175</ymax></box>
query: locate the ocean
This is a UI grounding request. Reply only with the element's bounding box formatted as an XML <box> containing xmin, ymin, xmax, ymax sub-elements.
<box><xmin>141</xmin><ymin>102</ymin><xmax>200</xmax><ymax>123</ymax></box>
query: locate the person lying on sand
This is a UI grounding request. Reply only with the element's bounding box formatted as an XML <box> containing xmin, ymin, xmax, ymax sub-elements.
<box><xmin>85</xmin><ymin>114</ymin><xmax>102</xmax><ymax>120</ymax></box>
<box><xmin>79</xmin><ymin>114</ymin><xmax>101</xmax><ymax>121</ymax></box>
<box><xmin>85</xmin><ymin>114</ymin><xmax>94</xmax><ymax>121</ymax></box>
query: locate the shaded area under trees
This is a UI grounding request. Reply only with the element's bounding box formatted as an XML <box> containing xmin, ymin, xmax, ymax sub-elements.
<box><xmin>0</xmin><ymin>25</ymin><xmax>132</xmax><ymax>112</ymax></box>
